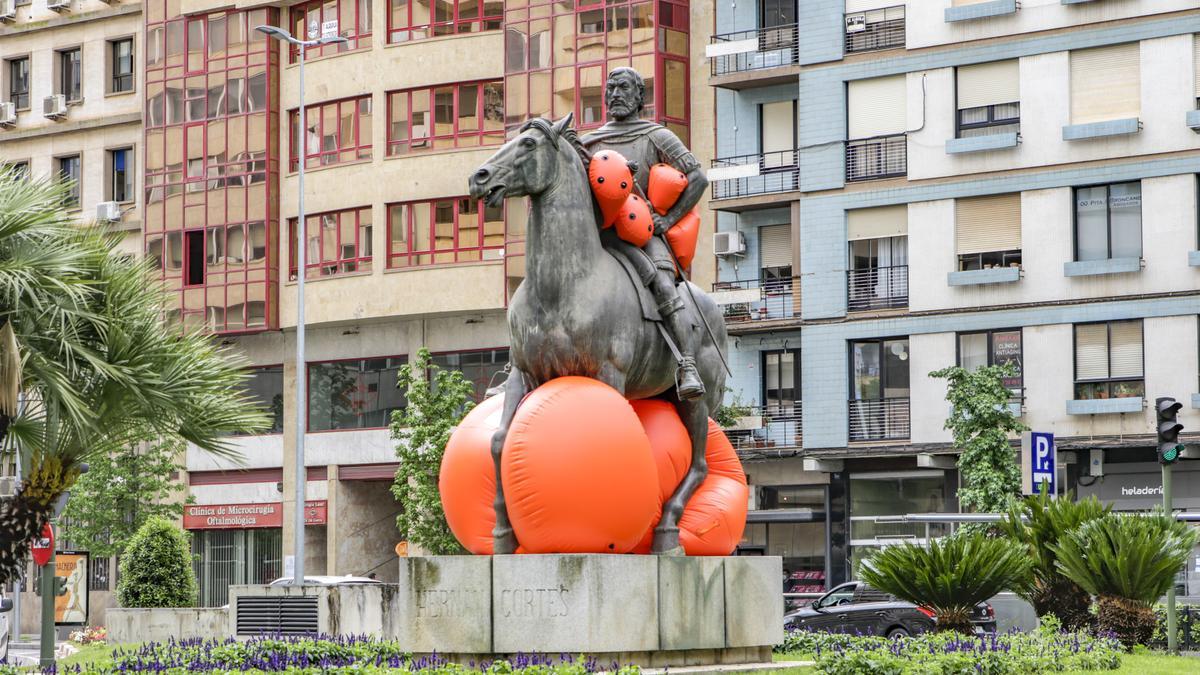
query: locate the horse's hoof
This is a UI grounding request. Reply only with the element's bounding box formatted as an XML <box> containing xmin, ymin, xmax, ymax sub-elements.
<box><xmin>493</xmin><ymin>528</ymin><xmax>518</xmax><ymax>555</ymax></box>
<box><xmin>651</xmin><ymin>528</ymin><xmax>681</xmax><ymax>555</ymax></box>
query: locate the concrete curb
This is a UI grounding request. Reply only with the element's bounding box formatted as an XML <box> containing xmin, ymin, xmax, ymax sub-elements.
<box><xmin>642</xmin><ymin>661</ymin><xmax>814</xmax><ymax>674</ymax></box>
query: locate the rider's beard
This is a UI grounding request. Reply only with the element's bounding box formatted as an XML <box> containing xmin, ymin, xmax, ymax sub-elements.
<box><xmin>607</xmin><ymin>98</ymin><xmax>635</xmax><ymax>120</ymax></box>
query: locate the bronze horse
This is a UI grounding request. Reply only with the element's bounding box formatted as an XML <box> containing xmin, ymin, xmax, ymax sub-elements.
<box><xmin>469</xmin><ymin>113</ymin><xmax>728</xmax><ymax>555</ymax></box>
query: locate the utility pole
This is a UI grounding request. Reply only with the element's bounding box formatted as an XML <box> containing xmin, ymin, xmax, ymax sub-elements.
<box><xmin>38</xmin><ymin>551</ymin><xmax>54</xmax><ymax>669</ymax></box>
<box><xmin>1156</xmin><ymin>397</ymin><xmax>1184</xmax><ymax>654</ymax></box>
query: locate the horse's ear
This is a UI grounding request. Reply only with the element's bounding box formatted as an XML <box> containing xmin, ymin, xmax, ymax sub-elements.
<box><xmin>553</xmin><ymin>112</ymin><xmax>574</xmax><ymax>136</ymax></box>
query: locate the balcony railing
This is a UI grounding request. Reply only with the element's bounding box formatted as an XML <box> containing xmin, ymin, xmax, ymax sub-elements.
<box><xmin>709</xmin><ymin>25</ymin><xmax>799</xmax><ymax>77</ymax></box>
<box><xmin>847</xmin><ymin>265</ymin><xmax>907</xmax><ymax>312</ymax></box>
<box><xmin>845</xmin><ymin>134</ymin><xmax>907</xmax><ymax>182</ymax></box>
<box><xmin>712</xmin><ymin>276</ymin><xmax>800</xmax><ymax>324</ymax></box>
<box><xmin>844</xmin><ymin>6</ymin><xmax>905</xmax><ymax>54</ymax></box>
<box><xmin>848</xmin><ymin>398</ymin><xmax>910</xmax><ymax>442</ymax></box>
<box><xmin>710</xmin><ymin>150</ymin><xmax>799</xmax><ymax>200</ymax></box>
<box><xmin>724</xmin><ymin>402</ymin><xmax>802</xmax><ymax>452</ymax></box>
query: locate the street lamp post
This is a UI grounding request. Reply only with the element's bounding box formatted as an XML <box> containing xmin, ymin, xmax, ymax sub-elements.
<box><xmin>254</xmin><ymin>24</ymin><xmax>347</xmax><ymax>587</ymax></box>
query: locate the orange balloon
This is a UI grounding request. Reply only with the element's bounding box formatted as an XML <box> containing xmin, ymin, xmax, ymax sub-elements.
<box><xmin>648</xmin><ymin>163</ymin><xmax>688</xmax><ymax>215</ymax></box>
<box><xmin>705</xmin><ymin>418</ymin><xmax>747</xmax><ymax>483</ymax></box>
<box><xmin>629</xmin><ymin>399</ymin><xmax>693</xmax><ymax>554</ymax></box>
<box><xmin>501</xmin><ymin>377</ymin><xmax>659</xmax><ymax>553</ymax></box>
<box><xmin>588</xmin><ymin>150</ymin><xmax>633</xmax><ymax>228</ymax></box>
<box><xmin>665</xmin><ymin>209</ymin><xmax>700</xmax><ymax>272</ymax></box>
<box><xmin>615</xmin><ymin>194</ymin><xmax>654</xmax><ymax>247</ymax></box>
<box><xmin>439</xmin><ymin>395</ymin><xmax>505</xmax><ymax>555</ymax></box>
<box><xmin>679</xmin><ymin>475</ymin><xmax>749</xmax><ymax>556</ymax></box>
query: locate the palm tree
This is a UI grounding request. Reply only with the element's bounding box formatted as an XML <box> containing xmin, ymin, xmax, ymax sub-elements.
<box><xmin>998</xmin><ymin>491</ymin><xmax>1109</xmax><ymax>631</ymax></box>
<box><xmin>859</xmin><ymin>532</ymin><xmax>1031</xmax><ymax>634</ymax></box>
<box><xmin>1052</xmin><ymin>511</ymin><xmax>1196</xmax><ymax>648</ymax></box>
<box><xmin>0</xmin><ymin>167</ymin><xmax>267</xmax><ymax>583</ymax></box>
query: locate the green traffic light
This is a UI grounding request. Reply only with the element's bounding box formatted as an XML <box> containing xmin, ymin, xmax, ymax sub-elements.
<box><xmin>1164</xmin><ymin>446</ymin><xmax>1180</xmax><ymax>463</ymax></box>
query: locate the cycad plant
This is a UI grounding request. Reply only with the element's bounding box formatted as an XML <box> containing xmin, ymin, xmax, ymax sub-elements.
<box><xmin>859</xmin><ymin>532</ymin><xmax>1031</xmax><ymax>634</ymax></box>
<box><xmin>1051</xmin><ymin>511</ymin><xmax>1196</xmax><ymax>648</ymax></box>
<box><xmin>998</xmin><ymin>491</ymin><xmax>1109</xmax><ymax>631</ymax></box>
<box><xmin>0</xmin><ymin>167</ymin><xmax>266</xmax><ymax>583</ymax></box>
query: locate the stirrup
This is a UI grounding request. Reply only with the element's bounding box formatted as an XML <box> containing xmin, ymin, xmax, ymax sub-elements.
<box><xmin>675</xmin><ymin>357</ymin><xmax>706</xmax><ymax>401</ymax></box>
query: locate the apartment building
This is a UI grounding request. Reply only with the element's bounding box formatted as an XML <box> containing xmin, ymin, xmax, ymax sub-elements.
<box><xmin>1</xmin><ymin>0</ymin><xmax>144</xmax><ymax>631</ymax></box>
<box><xmin>145</xmin><ymin>0</ymin><xmax>715</xmax><ymax>606</ymax></box>
<box><xmin>708</xmin><ymin>0</ymin><xmax>1200</xmax><ymax>596</ymax></box>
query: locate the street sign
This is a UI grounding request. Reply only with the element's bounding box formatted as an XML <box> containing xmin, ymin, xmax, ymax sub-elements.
<box><xmin>1021</xmin><ymin>431</ymin><xmax>1056</xmax><ymax>496</ymax></box>
<box><xmin>31</xmin><ymin>522</ymin><xmax>53</xmax><ymax>567</ymax></box>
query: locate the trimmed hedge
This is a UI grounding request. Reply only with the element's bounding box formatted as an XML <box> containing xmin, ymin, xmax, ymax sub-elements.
<box><xmin>117</xmin><ymin>517</ymin><xmax>198</xmax><ymax>608</ymax></box>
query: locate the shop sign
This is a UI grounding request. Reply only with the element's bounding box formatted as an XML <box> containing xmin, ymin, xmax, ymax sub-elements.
<box><xmin>184</xmin><ymin>500</ymin><xmax>328</xmax><ymax>529</ymax></box>
<box><xmin>1021</xmin><ymin>431</ymin><xmax>1056</xmax><ymax>496</ymax></box>
<box><xmin>54</xmin><ymin>550</ymin><xmax>89</xmax><ymax>626</ymax></box>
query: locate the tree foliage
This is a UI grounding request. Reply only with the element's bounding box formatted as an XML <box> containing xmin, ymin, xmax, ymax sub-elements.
<box><xmin>117</xmin><ymin>517</ymin><xmax>198</xmax><ymax>608</ymax></box>
<box><xmin>390</xmin><ymin>347</ymin><xmax>476</xmax><ymax>555</ymax></box>
<box><xmin>930</xmin><ymin>365</ymin><xmax>1025</xmax><ymax>514</ymax></box>
<box><xmin>859</xmin><ymin>532</ymin><xmax>1032</xmax><ymax>634</ymax></box>
<box><xmin>61</xmin><ymin>440</ymin><xmax>188</xmax><ymax>558</ymax></box>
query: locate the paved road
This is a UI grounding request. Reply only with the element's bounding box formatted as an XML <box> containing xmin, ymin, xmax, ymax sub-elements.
<box><xmin>8</xmin><ymin>648</ymin><xmax>40</xmax><ymax>666</ymax></box>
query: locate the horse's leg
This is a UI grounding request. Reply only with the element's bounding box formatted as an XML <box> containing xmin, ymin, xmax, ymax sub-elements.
<box><xmin>490</xmin><ymin>367</ymin><xmax>529</xmax><ymax>554</ymax></box>
<box><xmin>653</xmin><ymin>396</ymin><xmax>708</xmax><ymax>555</ymax></box>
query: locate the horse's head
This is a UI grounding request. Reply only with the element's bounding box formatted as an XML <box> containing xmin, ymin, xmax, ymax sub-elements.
<box><xmin>470</xmin><ymin>113</ymin><xmax>575</xmax><ymax>207</ymax></box>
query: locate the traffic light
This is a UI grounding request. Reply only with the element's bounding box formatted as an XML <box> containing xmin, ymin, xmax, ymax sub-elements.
<box><xmin>1156</xmin><ymin>397</ymin><xmax>1185</xmax><ymax>464</ymax></box>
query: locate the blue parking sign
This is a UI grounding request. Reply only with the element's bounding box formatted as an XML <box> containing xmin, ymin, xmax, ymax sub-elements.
<box><xmin>1021</xmin><ymin>431</ymin><xmax>1056</xmax><ymax>496</ymax></box>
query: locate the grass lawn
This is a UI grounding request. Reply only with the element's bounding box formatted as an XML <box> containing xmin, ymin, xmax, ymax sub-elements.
<box><xmin>57</xmin><ymin>643</ymin><xmax>132</xmax><ymax>670</ymax></box>
<box><xmin>772</xmin><ymin>650</ymin><xmax>1199</xmax><ymax>674</ymax></box>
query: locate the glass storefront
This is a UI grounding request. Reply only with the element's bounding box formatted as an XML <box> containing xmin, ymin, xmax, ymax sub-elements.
<box><xmin>740</xmin><ymin>485</ymin><xmax>827</xmax><ymax>611</ymax></box>
<box><xmin>848</xmin><ymin>472</ymin><xmax>951</xmax><ymax>576</ymax></box>
<box><xmin>192</xmin><ymin>528</ymin><xmax>282</xmax><ymax>607</ymax></box>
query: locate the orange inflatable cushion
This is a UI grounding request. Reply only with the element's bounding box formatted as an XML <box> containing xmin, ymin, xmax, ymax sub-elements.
<box><xmin>665</xmin><ymin>209</ymin><xmax>700</xmax><ymax>272</ymax></box>
<box><xmin>615</xmin><ymin>194</ymin><xmax>654</xmax><ymax>247</ymax></box>
<box><xmin>501</xmin><ymin>377</ymin><xmax>659</xmax><ymax>553</ymax></box>
<box><xmin>648</xmin><ymin>163</ymin><xmax>688</xmax><ymax>216</ymax></box>
<box><xmin>679</xmin><ymin>421</ymin><xmax>748</xmax><ymax>555</ymax></box>
<box><xmin>629</xmin><ymin>399</ymin><xmax>693</xmax><ymax>554</ymax></box>
<box><xmin>439</xmin><ymin>395</ymin><xmax>505</xmax><ymax>555</ymax></box>
<box><xmin>588</xmin><ymin>150</ymin><xmax>633</xmax><ymax>228</ymax></box>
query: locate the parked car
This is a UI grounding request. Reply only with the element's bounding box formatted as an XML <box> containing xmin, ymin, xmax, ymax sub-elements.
<box><xmin>784</xmin><ymin>581</ymin><xmax>997</xmax><ymax>638</ymax></box>
<box><xmin>269</xmin><ymin>575</ymin><xmax>382</xmax><ymax>586</ymax></box>
<box><xmin>0</xmin><ymin>592</ymin><xmax>13</xmax><ymax>662</ymax></box>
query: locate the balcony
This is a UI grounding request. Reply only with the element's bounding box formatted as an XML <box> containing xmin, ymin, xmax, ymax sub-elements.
<box><xmin>848</xmin><ymin>398</ymin><xmax>910</xmax><ymax>443</ymax></box>
<box><xmin>707</xmin><ymin>25</ymin><xmax>800</xmax><ymax>88</ymax></box>
<box><xmin>712</xmin><ymin>276</ymin><xmax>800</xmax><ymax>328</ymax></box>
<box><xmin>709</xmin><ymin>150</ymin><xmax>800</xmax><ymax>204</ymax></box>
<box><xmin>844</xmin><ymin>6</ymin><xmax>905</xmax><ymax>55</ymax></box>
<box><xmin>846</xmin><ymin>134</ymin><xmax>906</xmax><ymax>182</ymax></box>
<box><xmin>847</xmin><ymin>265</ymin><xmax>907</xmax><ymax>312</ymax></box>
<box><xmin>725</xmin><ymin>402</ymin><xmax>803</xmax><ymax>454</ymax></box>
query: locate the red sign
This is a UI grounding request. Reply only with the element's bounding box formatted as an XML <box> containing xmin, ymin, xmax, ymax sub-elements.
<box><xmin>31</xmin><ymin>522</ymin><xmax>54</xmax><ymax>566</ymax></box>
<box><xmin>183</xmin><ymin>500</ymin><xmax>328</xmax><ymax>530</ymax></box>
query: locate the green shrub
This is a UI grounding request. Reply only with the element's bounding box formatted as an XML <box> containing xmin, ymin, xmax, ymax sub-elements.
<box><xmin>116</xmin><ymin>517</ymin><xmax>197</xmax><ymax>608</ymax></box>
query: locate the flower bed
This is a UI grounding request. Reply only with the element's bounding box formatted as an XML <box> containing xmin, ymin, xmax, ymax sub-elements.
<box><xmin>778</xmin><ymin>622</ymin><xmax>1122</xmax><ymax>675</ymax></box>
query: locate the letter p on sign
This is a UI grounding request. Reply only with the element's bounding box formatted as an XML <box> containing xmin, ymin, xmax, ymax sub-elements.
<box><xmin>1021</xmin><ymin>431</ymin><xmax>1056</xmax><ymax>496</ymax></box>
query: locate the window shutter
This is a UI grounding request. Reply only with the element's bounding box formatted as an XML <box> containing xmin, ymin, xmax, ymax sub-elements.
<box><xmin>1070</xmin><ymin>43</ymin><xmax>1140</xmax><ymax>125</ymax></box>
<box><xmin>847</xmin><ymin>205</ymin><xmax>907</xmax><ymax>241</ymax></box>
<box><xmin>845</xmin><ymin>0</ymin><xmax>897</xmax><ymax>11</ymax></box>
<box><xmin>957</xmin><ymin>60</ymin><xmax>1020</xmax><ymax>109</ymax></box>
<box><xmin>847</xmin><ymin>75</ymin><xmax>906</xmax><ymax>139</ymax></box>
<box><xmin>761</xmin><ymin>100</ymin><xmax>795</xmax><ymax>155</ymax></box>
<box><xmin>759</xmin><ymin>224</ymin><xmax>793</xmax><ymax>269</ymax></box>
<box><xmin>1194</xmin><ymin>35</ymin><xmax>1200</xmax><ymax>98</ymax></box>
<box><xmin>1074</xmin><ymin>323</ymin><xmax>1108</xmax><ymax>381</ymax></box>
<box><xmin>955</xmin><ymin>193</ymin><xmax>1021</xmax><ymax>255</ymax></box>
<box><xmin>1108</xmin><ymin>320</ymin><xmax>1143</xmax><ymax>378</ymax></box>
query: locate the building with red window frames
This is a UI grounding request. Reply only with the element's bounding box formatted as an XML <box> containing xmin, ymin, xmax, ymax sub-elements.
<box><xmin>142</xmin><ymin>0</ymin><xmax>714</xmax><ymax>606</ymax></box>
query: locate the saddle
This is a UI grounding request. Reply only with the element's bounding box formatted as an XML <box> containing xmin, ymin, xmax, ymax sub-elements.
<box><xmin>600</xmin><ymin>228</ymin><xmax>666</xmax><ymax>323</ymax></box>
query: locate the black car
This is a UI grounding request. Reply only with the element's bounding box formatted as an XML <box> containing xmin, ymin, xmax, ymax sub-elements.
<box><xmin>784</xmin><ymin>581</ymin><xmax>997</xmax><ymax>639</ymax></box>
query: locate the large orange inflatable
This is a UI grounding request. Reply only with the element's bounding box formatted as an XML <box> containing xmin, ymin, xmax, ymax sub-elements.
<box><xmin>439</xmin><ymin>395</ymin><xmax>505</xmax><ymax>554</ymax></box>
<box><xmin>588</xmin><ymin>150</ymin><xmax>633</xmax><ymax>228</ymax></box>
<box><xmin>678</xmin><ymin>421</ymin><xmax>748</xmax><ymax>555</ymax></box>
<box><xmin>647</xmin><ymin>163</ymin><xmax>687</xmax><ymax>215</ymax></box>
<box><xmin>665</xmin><ymin>209</ymin><xmax>700</xmax><ymax>272</ymax></box>
<box><xmin>500</xmin><ymin>377</ymin><xmax>659</xmax><ymax>553</ymax></box>
<box><xmin>630</xmin><ymin>399</ymin><xmax>693</xmax><ymax>554</ymax></box>
<box><xmin>615</xmin><ymin>194</ymin><xmax>654</xmax><ymax>247</ymax></box>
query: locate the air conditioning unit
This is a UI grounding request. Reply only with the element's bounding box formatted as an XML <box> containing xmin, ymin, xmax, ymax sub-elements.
<box><xmin>43</xmin><ymin>94</ymin><xmax>67</xmax><ymax>119</ymax></box>
<box><xmin>713</xmin><ymin>231</ymin><xmax>746</xmax><ymax>256</ymax></box>
<box><xmin>0</xmin><ymin>102</ymin><xmax>15</xmax><ymax>127</ymax></box>
<box><xmin>0</xmin><ymin>0</ymin><xmax>16</xmax><ymax>22</ymax></box>
<box><xmin>0</xmin><ymin>476</ymin><xmax>17</xmax><ymax>498</ymax></box>
<box><xmin>96</xmin><ymin>201</ymin><xmax>122</xmax><ymax>222</ymax></box>
<box><xmin>46</xmin><ymin>0</ymin><xmax>70</xmax><ymax>11</ymax></box>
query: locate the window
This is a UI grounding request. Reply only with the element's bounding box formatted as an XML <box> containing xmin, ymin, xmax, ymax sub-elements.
<box><xmin>57</xmin><ymin>155</ymin><xmax>81</xmax><ymax>208</ymax></box>
<box><xmin>59</xmin><ymin>48</ymin><xmax>82</xmax><ymax>103</ymax></box>
<box><xmin>846</xmin><ymin>205</ymin><xmax>908</xmax><ymax>311</ymax></box>
<box><xmin>387</xmin><ymin>197</ymin><xmax>504</xmax><ymax>267</ymax></box>
<box><xmin>759</xmin><ymin>100</ymin><xmax>797</xmax><ymax>170</ymax></box>
<box><xmin>184</xmin><ymin>230</ymin><xmax>205</xmax><ymax>285</ymax></box>
<box><xmin>1070</xmin><ymin>43</ymin><xmax>1140</xmax><ymax>125</ymax></box>
<box><xmin>88</xmin><ymin>557</ymin><xmax>110</xmax><ymax>592</ymax></box>
<box><xmin>5</xmin><ymin>161</ymin><xmax>29</xmax><ymax>181</ymax></box>
<box><xmin>193</xmin><ymin>529</ymin><xmax>281</xmax><ymax>607</ymax></box>
<box><xmin>760</xmin><ymin>0</ymin><xmax>795</xmax><ymax>27</ymax></box>
<box><xmin>289</xmin><ymin>96</ymin><xmax>373</xmax><ymax>171</ymax></box>
<box><xmin>235</xmin><ymin>365</ymin><xmax>284</xmax><ymax>434</ymax></box>
<box><xmin>1074</xmin><ymin>181</ymin><xmax>1141</xmax><ymax>261</ymax></box>
<box><xmin>431</xmin><ymin>348</ymin><xmax>510</xmax><ymax>402</ymax></box>
<box><xmin>844</xmin><ymin>4</ymin><xmax>905</xmax><ymax>54</ymax></box>
<box><xmin>290</xmin><ymin>0</ymin><xmax>373</xmax><ymax>62</ymax></box>
<box><xmin>308</xmin><ymin>356</ymin><xmax>408</xmax><ymax>431</ymax></box>
<box><xmin>763</xmin><ymin>349</ymin><xmax>800</xmax><ymax>410</ymax></box>
<box><xmin>956</xmin><ymin>193</ymin><xmax>1021</xmax><ymax>271</ymax></box>
<box><xmin>956</xmin><ymin>60</ymin><xmax>1019</xmax><ymax>138</ymax></box>
<box><xmin>759</xmin><ymin>223</ymin><xmax>793</xmax><ymax>294</ymax></box>
<box><xmin>387</xmin><ymin>81</ymin><xmax>504</xmax><ymax>155</ymax></box>
<box><xmin>845</xmin><ymin>75</ymin><xmax>906</xmax><ymax>181</ymax></box>
<box><xmin>111</xmin><ymin>39</ymin><xmax>135</xmax><ymax>93</ymax></box>
<box><xmin>957</xmin><ymin>329</ymin><xmax>1023</xmax><ymax>397</ymax></box>
<box><xmin>1194</xmin><ymin>35</ymin><xmax>1200</xmax><ymax>108</ymax></box>
<box><xmin>388</xmin><ymin>0</ymin><xmax>502</xmax><ymax>43</ymax></box>
<box><xmin>7</xmin><ymin>57</ymin><xmax>29</xmax><ymax>110</ymax></box>
<box><xmin>1074</xmin><ymin>321</ymin><xmax>1144</xmax><ymax>400</ymax></box>
<box><xmin>108</xmin><ymin>148</ymin><xmax>134</xmax><ymax>202</ymax></box>
<box><xmin>288</xmin><ymin>207</ymin><xmax>373</xmax><ymax>279</ymax></box>
<box><xmin>848</xmin><ymin>338</ymin><xmax>910</xmax><ymax>441</ymax></box>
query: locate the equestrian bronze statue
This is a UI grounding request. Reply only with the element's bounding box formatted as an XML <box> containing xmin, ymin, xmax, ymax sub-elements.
<box><xmin>468</xmin><ymin>68</ymin><xmax>728</xmax><ymax>556</ymax></box>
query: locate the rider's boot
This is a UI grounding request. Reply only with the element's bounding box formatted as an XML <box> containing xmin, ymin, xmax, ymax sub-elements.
<box><xmin>660</xmin><ymin>296</ymin><xmax>706</xmax><ymax>401</ymax></box>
